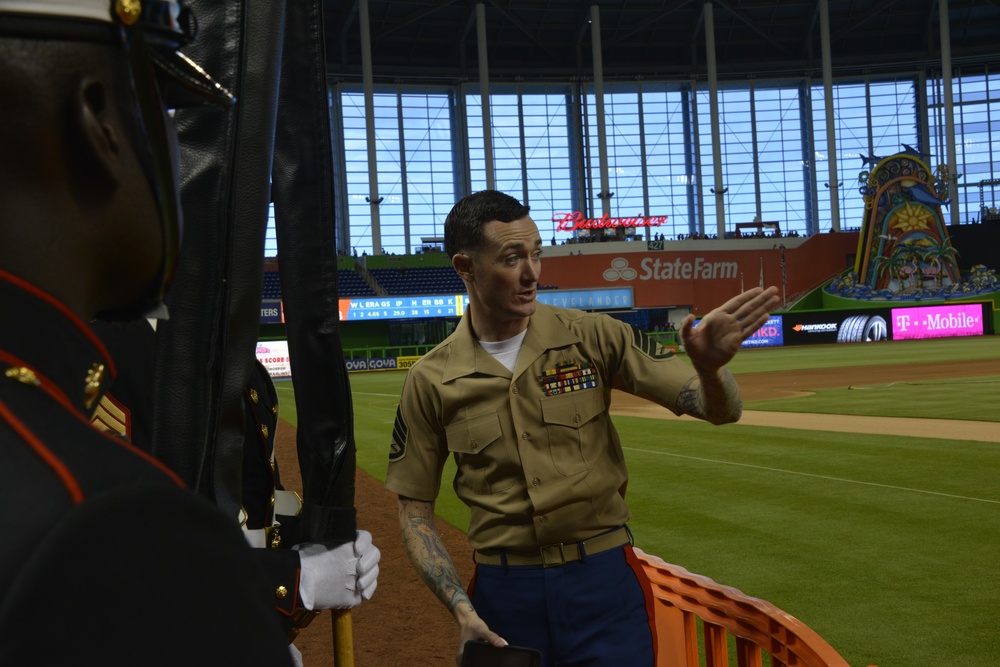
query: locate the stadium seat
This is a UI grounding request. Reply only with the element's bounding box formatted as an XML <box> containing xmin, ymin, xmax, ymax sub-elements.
<box><xmin>261</xmin><ymin>267</ymin><xmax>377</xmax><ymax>298</ymax></box>
<box><xmin>634</xmin><ymin>549</ymin><xmax>872</xmax><ymax>667</ymax></box>
<box><xmin>369</xmin><ymin>266</ymin><xmax>466</xmax><ymax>295</ymax></box>
<box><xmin>337</xmin><ymin>269</ymin><xmax>376</xmax><ymax>297</ymax></box>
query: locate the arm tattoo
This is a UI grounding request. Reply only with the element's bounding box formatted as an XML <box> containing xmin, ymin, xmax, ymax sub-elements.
<box><xmin>398</xmin><ymin>498</ymin><xmax>472</xmax><ymax>614</ymax></box>
<box><xmin>677</xmin><ymin>365</ymin><xmax>742</xmax><ymax>425</ymax></box>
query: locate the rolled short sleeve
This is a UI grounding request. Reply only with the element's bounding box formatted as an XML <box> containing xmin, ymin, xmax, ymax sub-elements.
<box><xmin>384</xmin><ymin>364</ymin><xmax>448</xmax><ymax>501</ymax></box>
<box><xmin>601</xmin><ymin>317</ymin><xmax>695</xmax><ymax>415</ymax></box>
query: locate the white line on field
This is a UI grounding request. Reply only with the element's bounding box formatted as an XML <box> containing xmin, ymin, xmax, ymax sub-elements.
<box><xmin>353</xmin><ymin>392</ymin><xmax>401</xmax><ymax>398</ymax></box>
<box><xmin>623</xmin><ymin>447</ymin><xmax>1000</xmax><ymax>505</ymax></box>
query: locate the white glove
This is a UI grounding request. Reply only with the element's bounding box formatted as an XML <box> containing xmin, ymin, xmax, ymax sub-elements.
<box><xmin>294</xmin><ymin>530</ymin><xmax>381</xmax><ymax>610</ymax></box>
<box><xmin>288</xmin><ymin>643</ymin><xmax>303</xmax><ymax>667</ymax></box>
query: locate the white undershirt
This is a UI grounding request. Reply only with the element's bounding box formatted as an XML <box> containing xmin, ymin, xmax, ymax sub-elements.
<box><xmin>478</xmin><ymin>329</ymin><xmax>527</xmax><ymax>373</ymax></box>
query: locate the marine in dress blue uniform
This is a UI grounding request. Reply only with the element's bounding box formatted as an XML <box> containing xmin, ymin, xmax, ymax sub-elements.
<box><xmin>0</xmin><ymin>0</ymin><xmax>294</xmax><ymax>663</ymax></box>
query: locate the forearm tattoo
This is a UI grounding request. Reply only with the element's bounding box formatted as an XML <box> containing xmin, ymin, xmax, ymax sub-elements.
<box><xmin>398</xmin><ymin>499</ymin><xmax>472</xmax><ymax>614</ymax></box>
<box><xmin>678</xmin><ymin>366</ymin><xmax>742</xmax><ymax>425</ymax></box>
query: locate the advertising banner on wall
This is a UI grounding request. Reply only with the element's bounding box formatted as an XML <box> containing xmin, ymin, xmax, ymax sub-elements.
<box><xmin>345</xmin><ymin>357</ymin><xmax>399</xmax><ymax>373</ymax></box>
<box><xmin>890</xmin><ymin>303</ymin><xmax>987</xmax><ymax>340</ymax></box>
<box><xmin>260</xmin><ymin>299</ymin><xmax>283</xmax><ymax>323</ymax></box>
<box><xmin>256</xmin><ymin>340</ymin><xmax>292</xmax><ymax>378</ymax></box>
<box><xmin>781</xmin><ymin>310</ymin><xmax>890</xmax><ymax>346</ymax></box>
<box><xmin>780</xmin><ymin>302</ymin><xmax>991</xmax><ymax>346</ymax></box>
<box><xmin>742</xmin><ymin>315</ymin><xmax>784</xmax><ymax>348</ymax></box>
<box><xmin>543</xmin><ymin>232</ymin><xmax>860</xmax><ymax>315</ymax></box>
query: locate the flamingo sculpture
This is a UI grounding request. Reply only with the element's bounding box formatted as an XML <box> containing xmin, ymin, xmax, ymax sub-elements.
<box><xmin>922</xmin><ymin>262</ymin><xmax>941</xmax><ymax>287</ymax></box>
<box><xmin>898</xmin><ymin>256</ymin><xmax>920</xmax><ymax>289</ymax></box>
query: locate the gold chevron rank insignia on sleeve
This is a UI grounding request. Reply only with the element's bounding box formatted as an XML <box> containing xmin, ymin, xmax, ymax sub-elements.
<box><xmin>91</xmin><ymin>392</ymin><xmax>131</xmax><ymax>439</ymax></box>
<box><xmin>630</xmin><ymin>326</ymin><xmax>675</xmax><ymax>360</ymax></box>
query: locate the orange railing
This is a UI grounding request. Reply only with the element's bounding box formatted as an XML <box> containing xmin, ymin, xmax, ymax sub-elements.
<box><xmin>635</xmin><ymin>549</ymin><xmax>873</xmax><ymax>667</ymax></box>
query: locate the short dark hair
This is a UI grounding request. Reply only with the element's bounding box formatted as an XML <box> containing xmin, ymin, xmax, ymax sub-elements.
<box><xmin>444</xmin><ymin>190</ymin><xmax>531</xmax><ymax>258</ymax></box>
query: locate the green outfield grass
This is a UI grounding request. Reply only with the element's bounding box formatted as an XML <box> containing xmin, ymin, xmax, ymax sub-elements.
<box><xmin>274</xmin><ymin>336</ymin><xmax>1000</xmax><ymax>667</ymax></box>
<box><xmin>742</xmin><ymin>375</ymin><xmax>1000</xmax><ymax>421</ymax></box>
<box><xmin>725</xmin><ymin>335</ymin><xmax>1000</xmax><ymax>375</ymax></box>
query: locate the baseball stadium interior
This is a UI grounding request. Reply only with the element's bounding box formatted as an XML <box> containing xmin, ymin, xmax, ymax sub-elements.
<box><xmin>260</xmin><ymin>0</ymin><xmax>1000</xmax><ymax>356</ymax></box>
<box><xmin>255</xmin><ymin>2</ymin><xmax>998</xmax><ymax>665</ymax></box>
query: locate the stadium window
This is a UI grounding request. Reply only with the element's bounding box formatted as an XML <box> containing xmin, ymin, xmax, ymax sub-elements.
<box><xmin>928</xmin><ymin>67</ymin><xmax>1000</xmax><ymax>222</ymax></box>
<box><xmin>467</xmin><ymin>85</ymin><xmax>575</xmax><ymax>242</ymax></box>
<box><xmin>314</xmin><ymin>66</ymin><xmax>1000</xmax><ymax>263</ymax></box>
<box><xmin>812</xmin><ymin>77</ymin><xmax>920</xmax><ymax>233</ymax></box>
<box><xmin>337</xmin><ymin>86</ymin><xmax>457</xmax><ymax>255</ymax></box>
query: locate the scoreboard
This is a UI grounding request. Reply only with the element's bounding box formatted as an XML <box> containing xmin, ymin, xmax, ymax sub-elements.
<box><xmin>338</xmin><ymin>295</ymin><xmax>467</xmax><ymax>320</ymax></box>
<box><xmin>334</xmin><ymin>288</ymin><xmax>634</xmax><ymax>321</ymax></box>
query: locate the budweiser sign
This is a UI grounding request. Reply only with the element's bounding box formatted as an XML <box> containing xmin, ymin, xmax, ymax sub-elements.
<box><xmin>553</xmin><ymin>211</ymin><xmax>668</xmax><ymax>231</ymax></box>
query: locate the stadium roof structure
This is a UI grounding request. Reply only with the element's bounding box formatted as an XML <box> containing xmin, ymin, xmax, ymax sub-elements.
<box><xmin>326</xmin><ymin>0</ymin><xmax>1000</xmax><ymax>83</ymax></box>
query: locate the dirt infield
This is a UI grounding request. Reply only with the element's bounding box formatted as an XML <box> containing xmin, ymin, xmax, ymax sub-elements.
<box><xmin>611</xmin><ymin>358</ymin><xmax>1000</xmax><ymax>443</ymax></box>
<box><xmin>278</xmin><ymin>357</ymin><xmax>1000</xmax><ymax>666</ymax></box>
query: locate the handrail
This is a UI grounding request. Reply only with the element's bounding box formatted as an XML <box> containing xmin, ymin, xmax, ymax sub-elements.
<box><xmin>634</xmin><ymin>548</ymin><xmax>872</xmax><ymax>667</ymax></box>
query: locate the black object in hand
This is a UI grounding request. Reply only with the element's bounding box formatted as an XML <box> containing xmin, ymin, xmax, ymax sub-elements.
<box><xmin>461</xmin><ymin>640</ymin><xmax>542</xmax><ymax>667</ymax></box>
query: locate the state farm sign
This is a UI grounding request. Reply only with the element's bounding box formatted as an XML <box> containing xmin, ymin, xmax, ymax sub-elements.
<box><xmin>604</xmin><ymin>257</ymin><xmax>738</xmax><ymax>281</ymax></box>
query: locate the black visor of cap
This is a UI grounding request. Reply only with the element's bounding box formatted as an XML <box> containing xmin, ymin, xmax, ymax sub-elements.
<box><xmin>133</xmin><ymin>0</ymin><xmax>234</xmax><ymax>107</ymax></box>
<box><xmin>0</xmin><ymin>0</ymin><xmax>233</xmax><ymax>108</ymax></box>
<box><xmin>151</xmin><ymin>48</ymin><xmax>232</xmax><ymax>107</ymax></box>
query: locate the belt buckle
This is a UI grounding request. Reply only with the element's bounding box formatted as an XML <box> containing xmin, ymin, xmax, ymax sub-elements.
<box><xmin>540</xmin><ymin>543</ymin><xmax>567</xmax><ymax>567</ymax></box>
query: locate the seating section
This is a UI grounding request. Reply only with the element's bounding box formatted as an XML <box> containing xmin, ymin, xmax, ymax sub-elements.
<box><xmin>369</xmin><ymin>266</ymin><xmax>558</xmax><ymax>295</ymax></box>
<box><xmin>337</xmin><ymin>269</ymin><xmax>377</xmax><ymax>297</ymax></box>
<box><xmin>262</xmin><ymin>270</ymin><xmax>282</xmax><ymax>299</ymax></box>
<box><xmin>261</xmin><ymin>268</ymin><xmax>376</xmax><ymax>299</ymax></box>
<box><xmin>368</xmin><ymin>266</ymin><xmax>465</xmax><ymax>295</ymax></box>
<box><xmin>633</xmin><ymin>548</ymin><xmax>864</xmax><ymax>667</ymax></box>
<box><xmin>264</xmin><ymin>265</ymin><xmax>555</xmax><ymax>300</ymax></box>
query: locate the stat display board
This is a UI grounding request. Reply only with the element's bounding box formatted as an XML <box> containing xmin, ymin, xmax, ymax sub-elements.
<box><xmin>334</xmin><ymin>288</ymin><xmax>634</xmax><ymax>321</ymax></box>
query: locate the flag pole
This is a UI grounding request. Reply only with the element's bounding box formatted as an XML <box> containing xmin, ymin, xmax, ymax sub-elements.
<box><xmin>780</xmin><ymin>244</ymin><xmax>787</xmax><ymax>308</ymax></box>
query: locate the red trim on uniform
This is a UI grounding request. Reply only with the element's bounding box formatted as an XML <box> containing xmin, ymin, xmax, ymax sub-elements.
<box><xmin>0</xmin><ymin>397</ymin><xmax>85</xmax><ymax>504</ymax></box>
<box><xmin>103</xmin><ymin>430</ymin><xmax>186</xmax><ymax>488</ymax></box>
<box><xmin>624</xmin><ymin>544</ymin><xmax>659</xmax><ymax>661</ymax></box>
<box><xmin>466</xmin><ymin>566</ymin><xmax>478</xmax><ymax>600</ymax></box>
<box><xmin>0</xmin><ymin>350</ymin><xmax>185</xmax><ymax>489</ymax></box>
<box><xmin>276</xmin><ymin>568</ymin><xmax>303</xmax><ymax>617</ymax></box>
<box><xmin>0</xmin><ymin>268</ymin><xmax>117</xmax><ymax>377</ymax></box>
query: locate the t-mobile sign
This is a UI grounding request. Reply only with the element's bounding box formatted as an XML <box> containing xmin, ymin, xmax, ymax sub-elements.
<box><xmin>891</xmin><ymin>304</ymin><xmax>985</xmax><ymax>340</ymax></box>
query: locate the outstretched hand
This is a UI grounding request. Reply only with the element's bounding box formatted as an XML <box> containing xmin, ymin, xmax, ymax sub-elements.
<box><xmin>680</xmin><ymin>286</ymin><xmax>780</xmax><ymax>373</ymax></box>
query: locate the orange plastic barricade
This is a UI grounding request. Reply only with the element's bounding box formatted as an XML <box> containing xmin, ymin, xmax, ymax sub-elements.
<box><xmin>634</xmin><ymin>548</ymin><xmax>867</xmax><ymax>667</ymax></box>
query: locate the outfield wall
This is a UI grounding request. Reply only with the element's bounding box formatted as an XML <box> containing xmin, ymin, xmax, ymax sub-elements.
<box><xmin>258</xmin><ymin>302</ymin><xmax>992</xmax><ymax>378</ymax></box>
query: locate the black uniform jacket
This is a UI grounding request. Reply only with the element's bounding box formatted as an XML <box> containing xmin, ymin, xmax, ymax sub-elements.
<box><xmin>89</xmin><ymin>322</ymin><xmax>307</xmax><ymax>626</ymax></box>
<box><xmin>0</xmin><ymin>270</ymin><xmax>293</xmax><ymax>666</ymax></box>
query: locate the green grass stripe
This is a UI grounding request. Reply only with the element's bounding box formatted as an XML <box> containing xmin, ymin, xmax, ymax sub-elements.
<box><xmin>743</xmin><ymin>375</ymin><xmax>1000</xmax><ymax>420</ymax></box>
<box><xmin>724</xmin><ymin>335</ymin><xmax>1000</xmax><ymax>374</ymax></box>
<box><xmin>620</xmin><ymin>419</ymin><xmax>1000</xmax><ymax>667</ymax></box>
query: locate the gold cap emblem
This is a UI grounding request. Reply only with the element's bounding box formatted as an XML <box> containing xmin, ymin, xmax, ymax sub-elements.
<box><xmin>5</xmin><ymin>367</ymin><xmax>40</xmax><ymax>386</ymax></box>
<box><xmin>115</xmin><ymin>0</ymin><xmax>142</xmax><ymax>26</ymax></box>
<box><xmin>83</xmin><ymin>363</ymin><xmax>106</xmax><ymax>410</ymax></box>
